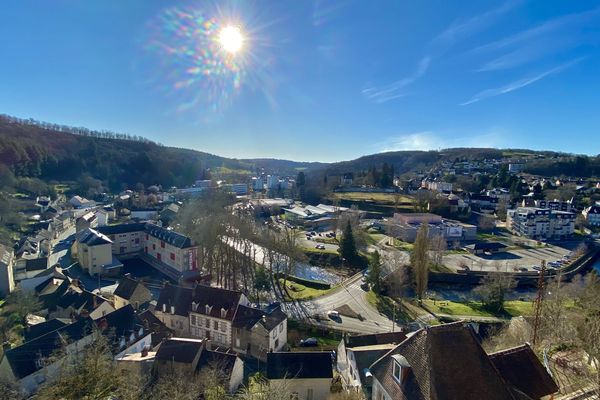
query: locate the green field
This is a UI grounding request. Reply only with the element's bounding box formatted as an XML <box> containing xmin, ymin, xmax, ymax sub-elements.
<box><xmin>366</xmin><ymin>291</ymin><xmax>410</xmax><ymax>322</ymax></box>
<box><xmin>330</xmin><ymin>191</ymin><xmax>413</xmax><ymax>204</ymax></box>
<box><xmin>422</xmin><ymin>299</ymin><xmax>534</xmax><ymax>318</ymax></box>
<box><xmin>280</xmin><ymin>279</ymin><xmax>333</xmax><ymax>301</ymax></box>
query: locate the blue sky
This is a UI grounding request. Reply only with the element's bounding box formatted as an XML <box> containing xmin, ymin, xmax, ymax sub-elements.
<box><xmin>1</xmin><ymin>0</ymin><xmax>599</xmax><ymax>162</ymax></box>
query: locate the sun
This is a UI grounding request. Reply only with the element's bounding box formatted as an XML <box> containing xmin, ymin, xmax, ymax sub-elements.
<box><xmin>218</xmin><ymin>25</ymin><xmax>244</xmax><ymax>54</ymax></box>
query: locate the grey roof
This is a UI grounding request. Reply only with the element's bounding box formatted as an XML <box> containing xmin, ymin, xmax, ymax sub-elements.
<box><xmin>97</xmin><ymin>222</ymin><xmax>146</xmax><ymax>235</ymax></box>
<box><xmin>0</xmin><ymin>244</ymin><xmax>14</xmax><ymax>267</ymax></box>
<box><xmin>23</xmin><ymin>318</ymin><xmax>71</xmax><ymax>342</ymax></box>
<box><xmin>155</xmin><ymin>338</ymin><xmax>204</xmax><ymax>364</ymax></box>
<box><xmin>145</xmin><ymin>223</ymin><xmax>193</xmax><ymax>249</ymax></box>
<box><xmin>76</xmin><ymin>228</ymin><xmax>112</xmax><ymax>246</ymax></box>
<box><xmin>190</xmin><ymin>285</ymin><xmax>243</xmax><ymax>320</ymax></box>
<box><xmin>24</xmin><ymin>257</ymin><xmax>49</xmax><ymax>271</ymax></box>
<box><xmin>156</xmin><ymin>284</ymin><xmax>193</xmax><ymax>317</ymax></box>
<box><xmin>345</xmin><ymin>332</ymin><xmax>407</xmax><ymax>348</ymax></box>
<box><xmin>114</xmin><ymin>276</ymin><xmax>142</xmax><ymax>300</ymax></box>
<box><xmin>232</xmin><ymin>305</ymin><xmax>287</xmax><ymax>331</ymax></box>
<box><xmin>267</xmin><ymin>352</ymin><xmax>333</xmax><ymax>380</ymax></box>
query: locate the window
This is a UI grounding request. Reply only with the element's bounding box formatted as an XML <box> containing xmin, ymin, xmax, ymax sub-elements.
<box><xmin>191</xmin><ymin>315</ymin><xmax>197</xmax><ymax>326</ymax></box>
<box><xmin>275</xmin><ymin>338</ymin><xmax>279</xmax><ymax>348</ymax></box>
<box><xmin>161</xmin><ymin>241</ymin><xmax>165</xmax><ymax>248</ymax></box>
<box><xmin>152</xmin><ymin>244</ymin><xmax>156</xmax><ymax>250</ymax></box>
<box><xmin>170</xmin><ymin>252</ymin><xmax>175</xmax><ymax>261</ymax></box>
<box><xmin>220</xmin><ymin>321</ymin><xmax>226</xmax><ymax>332</ymax></box>
<box><xmin>135</xmin><ymin>238</ymin><xmax>140</xmax><ymax>244</ymax></box>
<box><xmin>221</xmin><ymin>308</ymin><xmax>227</xmax><ymax>318</ymax></box>
<box><xmin>205</xmin><ymin>319</ymin><xmax>210</xmax><ymax>328</ymax></box>
<box><xmin>279</xmin><ymin>324</ymin><xmax>284</xmax><ymax>333</ymax></box>
<box><xmin>213</xmin><ymin>320</ymin><xmax>218</xmax><ymax>330</ymax></box>
<box><xmin>146</xmin><ymin>234</ymin><xmax>148</xmax><ymax>240</ymax></box>
<box><xmin>392</xmin><ymin>361</ymin><xmax>401</xmax><ymax>383</ymax></box>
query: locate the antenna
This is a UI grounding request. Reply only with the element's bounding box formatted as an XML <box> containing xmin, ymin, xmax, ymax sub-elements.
<box><xmin>532</xmin><ymin>260</ymin><xmax>546</xmax><ymax>346</ymax></box>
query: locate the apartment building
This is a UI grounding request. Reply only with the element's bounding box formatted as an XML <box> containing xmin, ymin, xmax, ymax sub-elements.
<box><xmin>385</xmin><ymin>213</ymin><xmax>477</xmax><ymax>243</ymax></box>
<box><xmin>0</xmin><ymin>244</ymin><xmax>15</xmax><ymax>296</ymax></box>
<box><xmin>507</xmin><ymin>207</ymin><xmax>575</xmax><ymax>240</ymax></box>
<box><xmin>583</xmin><ymin>203</ymin><xmax>600</xmax><ymax>226</ymax></box>
<box><xmin>75</xmin><ymin>228</ymin><xmax>123</xmax><ymax>276</ymax></box>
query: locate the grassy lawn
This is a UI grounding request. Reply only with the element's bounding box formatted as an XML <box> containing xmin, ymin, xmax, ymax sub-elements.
<box><xmin>477</xmin><ymin>232</ymin><xmax>504</xmax><ymax>241</ymax></box>
<box><xmin>366</xmin><ymin>232</ymin><xmax>387</xmax><ymax>245</ymax></box>
<box><xmin>280</xmin><ymin>279</ymin><xmax>333</xmax><ymax>301</ymax></box>
<box><xmin>391</xmin><ymin>238</ymin><xmax>414</xmax><ymax>251</ymax></box>
<box><xmin>287</xmin><ymin>320</ymin><xmax>342</xmax><ymax>349</ymax></box>
<box><xmin>314</xmin><ymin>237</ymin><xmax>339</xmax><ymax>245</ymax></box>
<box><xmin>330</xmin><ymin>191</ymin><xmax>413</xmax><ymax>204</ymax></box>
<box><xmin>302</xmin><ymin>246</ymin><xmax>339</xmax><ymax>255</ymax></box>
<box><xmin>422</xmin><ymin>299</ymin><xmax>534</xmax><ymax>318</ymax></box>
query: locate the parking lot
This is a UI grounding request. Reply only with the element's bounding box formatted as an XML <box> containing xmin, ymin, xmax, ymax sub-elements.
<box><xmin>444</xmin><ymin>242</ymin><xmax>578</xmax><ymax>273</ymax></box>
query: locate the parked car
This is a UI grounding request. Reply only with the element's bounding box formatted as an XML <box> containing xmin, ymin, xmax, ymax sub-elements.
<box><xmin>300</xmin><ymin>338</ymin><xmax>318</xmax><ymax>347</ymax></box>
<box><xmin>327</xmin><ymin>310</ymin><xmax>340</xmax><ymax>320</ymax></box>
<box><xmin>360</xmin><ymin>281</ymin><xmax>370</xmax><ymax>291</ymax></box>
<box><xmin>533</xmin><ymin>266</ymin><xmax>541</xmax><ymax>271</ymax></box>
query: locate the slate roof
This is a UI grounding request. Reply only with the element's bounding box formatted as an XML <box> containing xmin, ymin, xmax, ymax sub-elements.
<box><xmin>190</xmin><ymin>285</ymin><xmax>243</xmax><ymax>320</ymax></box>
<box><xmin>465</xmin><ymin>242</ymin><xmax>507</xmax><ymax>251</ymax></box>
<box><xmin>196</xmin><ymin>349</ymin><xmax>237</xmax><ymax>380</ymax></box>
<box><xmin>97</xmin><ymin>222</ymin><xmax>146</xmax><ymax>236</ymax></box>
<box><xmin>114</xmin><ymin>276</ymin><xmax>141</xmax><ymax>300</ymax></box>
<box><xmin>96</xmin><ymin>304</ymin><xmax>140</xmax><ymax>338</ymax></box>
<box><xmin>3</xmin><ymin>317</ymin><xmax>93</xmax><ymax>379</ymax></box>
<box><xmin>345</xmin><ymin>332</ymin><xmax>407</xmax><ymax>348</ymax></box>
<box><xmin>155</xmin><ymin>338</ymin><xmax>204</xmax><ymax>364</ymax></box>
<box><xmin>369</xmin><ymin>322</ymin><xmax>517</xmax><ymax>400</ymax></box>
<box><xmin>24</xmin><ymin>257</ymin><xmax>49</xmax><ymax>271</ymax></box>
<box><xmin>267</xmin><ymin>352</ymin><xmax>333</xmax><ymax>380</ymax></box>
<box><xmin>138</xmin><ymin>309</ymin><xmax>173</xmax><ymax>347</ymax></box>
<box><xmin>23</xmin><ymin>318</ymin><xmax>71</xmax><ymax>342</ymax></box>
<box><xmin>145</xmin><ymin>223</ymin><xmax>193</xmax><ymax>248</ymax></box>
<box><xmin>232</xmin><ymin>305</ymin><xmax>287</xmax><ymax>331</ymax></box>
<box><xmin>489</xmin><ymin>344</ymin><xmax>559</xmax><ymax>399</ymax></box>
<box><xmin>76</xmin><ymin>228</ymin><xmax>112</xmax><ymax>246</ymax></box>
<box><xmin>156</xmin><ymin>284</ymin><xmax>193</xmax><ymax>317</ymax></box>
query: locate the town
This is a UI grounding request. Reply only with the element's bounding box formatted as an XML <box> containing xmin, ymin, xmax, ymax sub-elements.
<box><xmin>1</xmin><ymin>130</ymin><xmax>599</xmax><ymax>399</ymax></box>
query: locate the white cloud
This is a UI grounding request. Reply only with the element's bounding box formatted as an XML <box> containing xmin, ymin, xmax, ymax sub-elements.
<box><xmin>461</xmin><ymin>58</ymin><xmax>584</xmax><ymax>105</ymax></box>
<box><xmin>378</xmin><ymin>130</ymin><xmax>508</xmax><ymax>152</ymax></box>
<box><xmin>362</xmin><ymin>57</ymin><xmax>430</xmax><ymax>103</ymax></box>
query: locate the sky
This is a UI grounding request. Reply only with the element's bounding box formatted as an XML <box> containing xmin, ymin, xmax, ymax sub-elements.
<box><xmin>1</xmin><ymin>0</ymin><xmax>600</xmax><ymax>162</ymax></box>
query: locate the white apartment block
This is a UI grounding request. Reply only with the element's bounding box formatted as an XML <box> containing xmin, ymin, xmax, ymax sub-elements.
<box><xmin>507</xmin><ymin>207</ymin><xmax>575</xmax><ymax>240</ymax></box>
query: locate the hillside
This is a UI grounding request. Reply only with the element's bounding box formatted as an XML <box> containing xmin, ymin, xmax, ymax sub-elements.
<box><xmin>0</xmin><ymin>115</ymin><xmax>319</xmax><ymax>191</ymax></box>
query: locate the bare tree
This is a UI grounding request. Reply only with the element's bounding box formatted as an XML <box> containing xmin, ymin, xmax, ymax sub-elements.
<box><xmin>429</xmin><ymin>234</ymin><xmax>446</xmax><ymax>267</ymax></box>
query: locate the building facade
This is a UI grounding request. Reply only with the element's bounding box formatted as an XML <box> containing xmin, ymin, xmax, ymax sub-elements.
<box><xmin>0</xmin><ymin>244</ymin><xmax>15</xmax><ymax>296</ymax></box>
<box><xmin>385</xmin><ymin>213</ymin><xmax>477</xmax><ymax>243</ymax></box>
<box><xmin>507</xmin><ymin>207</ymin><xmax>575</xmax><ymax>240</ymax></box>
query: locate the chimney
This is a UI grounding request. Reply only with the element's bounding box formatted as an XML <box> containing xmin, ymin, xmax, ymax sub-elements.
<box><xmin>205</xmin><ymin>339</ymin><xmax>212</xmax><ymax>351</ymax></box>
<box><xmin>141</xmin><ymin>346</ymin><xmax>149</xmax><ymax>358</ymax></box>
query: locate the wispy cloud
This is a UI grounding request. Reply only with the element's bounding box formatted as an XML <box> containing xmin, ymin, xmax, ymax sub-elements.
<box><xmin>362</xmin><ymin>57</ymin><xmax>430</xmax><ymax>103</ymax></box>
<box><xmin>378</xmin><ymin>130</ymin><xmax>508</xmax><ymax>152</ymax></box>
<box><xmin>461</xmin><ymin>58</ymin><xmax>584</xmax><ymax>106</ymax></box>
<box><xmin>471</xmin><ymin>7</ymin><xmax>600</xmax><ymax>71</ymax></box>
<box><xmin>432</xmin><ymin>0</ymin><xmax>521</xmax><ymax>51</ymax></box>
<box><xmin>363</xmin><ymin>1</ymin><xmax>519</xmax><ymax>104</ymax></box>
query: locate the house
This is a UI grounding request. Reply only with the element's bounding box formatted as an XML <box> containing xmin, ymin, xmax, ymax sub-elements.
<box><xmin>283</xmin><ymin>203</ymin><xmax>350</xmax><ymax>231</ymax></box>
<box><xmin>96</xmin><ymin>209</ymin><xmax>109</xmax><ymax>227</ymax></box>
<box><xmin>266</xmin><ymin>352</ymin><xmax>334</xmax><ymax>400</ymax></box>
<box><xmin>154</xmin><ymin>284</ymin><xmax>193</xmax><ymax>336</ymax></box>
<box><xmin>0</xmin><ymin>305</ymin><xmax>151</xmax><ymax>395</ymax></box>
<box><xmin>341</xmin><ymin>173</ymin><xmax>353</xmax><ymax>186</ymax></box>
<box><xmin>75</xmin><ymin>211</ymin><xmax>98</xmax><ymax>233</ymax></box>
<box><xmin>49</xmin><ymin>284</ymin><xmax>115</xmax><ymax>321</ymax></box>
<box><xmin>69</xmin><ymin>195</ymin><xmax>95</xmax><ymax>209</ymax></box>
<box><xmin>464</xmin><ymin>242</ymin><xmax>507</xmax><ymax>255</ymax></box>
<box><xmin>160</xmin><ymin>203</ymin><xmax>180</xmax><ymax>225</ymax></box>
<box><xmin>187</xmin><ymin>285</ymin><xmax>249</xmax><ymax>348</ymax></box>
<box><xmin>582</xmin><ymin>203</ymin><xmax>600</xmax><ymax>226</ymax></box>
<box><xmin>337</xmin><ymin>332</ymin><xmax>407</xmax><ymax>396</ymax></box>
<box><xmin>138</xmin><ymin>309</ymin><xmax>173</xmax><ymax>347</ymax></box>
<box><xmin>231</xmin><ymin>304</ymin><xmax>287</xmax><ymax>361</ymax></box>
<box><xmin>75</xmin><ymin>228</ymin><xmax>123</xmax><ymax>276</ymax></box>
<box><xmin>221</xmin><ymin>183</ymin><xmax>249</xmax><ymax>195</ymax></box>
<box><xmin>369</xmin><ymin>322</ymin><xmax>558</xmax><ymax>400</ymax></box>
<box><xmin>113</xmin><ymin>274</ymin><xmax>152</xmax><ymax>310</ymax></box>
<box><xmin>153</xmin><ymin>337</ymin><xmax>244</xmax><ymax>394</ymax></box>
<box><xmin>0</xmin><ymin>244</ymin><xmax>15</xmax><ymax>296</ymax></box>
<box><xmin>13</xmin><ymin>256</ymin><xmax>49</xmax><ymax>282</ymax></box>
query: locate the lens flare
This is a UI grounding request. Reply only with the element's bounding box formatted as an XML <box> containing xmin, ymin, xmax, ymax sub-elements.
<box><xmin>143</xmin><ymin>7</ymin><xmax>249</xmax><ymax>115</ymax></box>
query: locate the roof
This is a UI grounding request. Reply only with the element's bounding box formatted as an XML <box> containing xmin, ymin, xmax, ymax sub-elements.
<box><xmin>156</xmin><ymin>284</ymin><xmax>193</xmax><ymax>317</ymax></box>
<box><xmin>465</xmin><ymin>242</ymin><xmax>507</xmax><ymax>251</ymax></box>
<box><xmin>353</xmin><ymin>346</ymin><xmax>396</xmax><ymax>387</ymax></box>
<box><xmin>138</xmin><ymin>309</ymin><xmax>173</xmax><ymax>347</ymax></box>
<box><xmin>24</xmin><ymin>257</ymin><xmax>49</xmax><ymax>271</ymax></box>
<box><xmin>267</xmin><ymin>352</ymin><xmax>333</xmax><ymax>380</ymax></box>
<box><xmin>114</xmin><ymin>276</ymin><xmax>142</xmax><ymax>300</ymax></box>
<box><xmin>0</xmin><ymin>244</ymin><xmax>14</xmax><ymax>267</ymax></box>
<box><xmin>4</xmin><ymin>317</ymin><xmax>93</xmax><ymax>379</ymax></box>
<box><xmin>345</xmin><ymin>332</ymin><xmax>407</xmax><ymax>348</ymax></box>
<box><xmin>190</xmin><ymin>285</ymin><xmax>243</xmax><ymax>320</ymax></box>
<box><xmin>76</xmin><ymin>228</ymin><xmax>112</xmax><ymax>246</ymax></box>
<box><xmin>489</xmin><ymin>344</ymin><xmax>559</xmax><ymax>399</ymax></box>
<box><xmin>155</xmin><ymin>338</ymin><xmax>204</xmax><ymax>364</ymax></box>
<box><xmin>232</xmin><ymin>305</ymin><xmax>287</xmax><ymax>331</ymax></box>
<box><xmin>145</xmin><ymin>223</ymin><xmax>193</xmax><ymax>249</ymax></box>
<box><xmin>196</xmin><ymin>349</ymin><xmax>237</xmax><ymax>379</ymax></box>
<box><xmin>95</xmin><ymin>304</ymin><xmax>140</xmax><ymax>338</ymax></box>
<box><xmin>97</xmin><ymin>222</ymin><xmax>146</xmax><ymax>235</ymax></box>
<box><xmin>369</xmin><ymin>322</ymin><xmax>518</xmax><ymax>400</ymax></box>
<box><xmin>23</xmin><ymin>318</ymin><xmax>71</xmax><ymax>342</ymax></box>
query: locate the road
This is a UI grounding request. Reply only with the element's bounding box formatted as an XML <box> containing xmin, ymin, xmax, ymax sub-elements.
<box><xmin>48</xmin><ymin>226</ymin><xmax>75</xmax><ymax>268</ymax></box>
<box><xmin>299</xmin><ymin>273</ymin><xmax>403</xmax><ymax>334</ymax></box>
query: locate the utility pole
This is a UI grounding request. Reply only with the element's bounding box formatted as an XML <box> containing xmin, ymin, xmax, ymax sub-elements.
<box><xmin>532</xmin><ymin>260</ymin><xmax>546</xmax><ymax>347</ymax></box>
<box><xmin>392</xmin><ymin>303</ymin><xmax>396</xmax><ymax>333</ymax></box>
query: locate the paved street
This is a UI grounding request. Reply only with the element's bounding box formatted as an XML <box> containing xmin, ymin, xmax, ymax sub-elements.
<box><xmin>300</xmin><ymin>273</ymin><xmax>402</xmax><ymax>334</ymax></box>
<box><xmin>48</xmin><ymin>226</ymin><xmax>75</xmax><ymax>268</ymax></box>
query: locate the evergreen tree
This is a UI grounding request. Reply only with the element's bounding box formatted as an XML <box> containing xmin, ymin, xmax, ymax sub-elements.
<box><xmin>339</xmin><ymin>221</ymin><xmax>358</xmax><ymax>265</ymax></box>
<box><xmin>367</xmin><ymin>251</ymin><xmax>383</xmax><ymax>293</ymax></box>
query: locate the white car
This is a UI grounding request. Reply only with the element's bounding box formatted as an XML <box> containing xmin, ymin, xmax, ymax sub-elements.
<box><xmin>327</xmin><ymin>310</ymin><xmax>340</xmax><ymax>319</ymax></box>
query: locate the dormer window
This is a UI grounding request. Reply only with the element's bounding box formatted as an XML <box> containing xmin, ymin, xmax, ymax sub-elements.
<box><xmin>205</xmin><ymin>305</ymin><xmax>212</xmax><ymax>315</ymax></box>
<box><xmin>162</xmin><ymin>303</ymin><xmax>166</xmax><ymax>312</ymax></box>
<box><xmin>391</xmin><ymin>354</ymin><xmax>410</xmax><ymax>385</ymax></box>
<box><xmin>221</xmin><ymin>308</ymin><xmax>227</xmax><ymax>318</ymax></box>
<box><xmin>119</xmin><ymin>337</ymin><xmax>126</xmax><ymax>349</ymax></box>
<box><xmin>170</xmin><ymin>305</ymin><xmax>175</xmax><ymax>315</ymax></box>
<box><xmin>191</xmin><ymin>301</ymin><xmax>198</xmax><ymax>312</ymax></box>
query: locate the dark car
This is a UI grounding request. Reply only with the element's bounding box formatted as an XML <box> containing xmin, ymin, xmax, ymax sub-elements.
<box><xmin>360</xmin><ymin>281</ymin><xmax>370</xmax><ymax>291</ymax></box>
<box><xmin>300</xmin><ymin>338</ymin><xmax>318</xmax><ymax>347</ymax></box>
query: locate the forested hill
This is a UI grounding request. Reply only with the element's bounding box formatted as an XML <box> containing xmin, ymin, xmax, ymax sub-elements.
<box><xmin>0</xmin><ymin>115</ymin><xmax>320</xmax><ymax>190</ymax></box>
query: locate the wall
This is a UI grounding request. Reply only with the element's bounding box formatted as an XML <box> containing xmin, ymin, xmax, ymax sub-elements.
<box><xmin>271</xmin><ymin>378</ymin><xmax>332</xmax><ymax>400</ymax></box>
